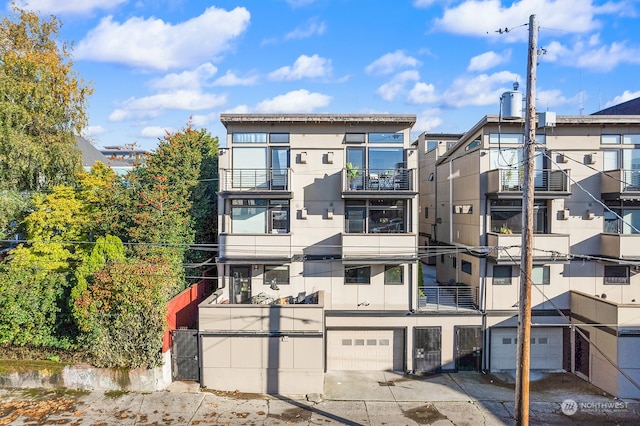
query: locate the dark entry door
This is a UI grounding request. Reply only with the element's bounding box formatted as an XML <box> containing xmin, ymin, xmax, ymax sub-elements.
<box><xmin>455</xmin><ymin>326</ymin><xmax>482</xmax><ymax>371</ymax></box>
<box><xmin>414</xmin><ymin>327</ymin><xmax>441</xmax><ymax>374</ymax></box>
<box><xmin>231</xmin><ymin>266</ymin><xmax>251</xmax><ymax>304</ymax></box>
<box><xmin>575</xmin><ymin>328</ymin><xmax>590</xmax><ymax>378</ymax></box>
<box><xmin>171</xmin><ymin>329</ymin><xmax>199</xmax><ymax>381</ymax></box>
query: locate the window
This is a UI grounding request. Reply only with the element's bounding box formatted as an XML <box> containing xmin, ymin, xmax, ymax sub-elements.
<box><xmin>604</xmin><ymin>201</ymin><xmax>640</xmax><ymax>234</ymax></box>
<box><xmin>440</xmin><ymin>254</ymin><xmax>445</xmax><ymax>264</ymax></box>
<box><xmin>426</xmin><ymin>141</ymin><xmax>438</xmax><ymax>152</ymax></box>
<box><xmin>452</xmin><ymin>257</ymin><xmax>457</xmax><ymax>269</ymax></box>
<box><xmin>604</xmin><ymin>265</ymin><xmax>630</xmax><ymax>285</ymax></box>
<box><xmin>342</xmin><ymin>339</ymin><xmax>352</xmax><ymax>346</ymax></box>
<box><xmin>538</xmin><ymin>337</ymin><xmax>548</xmax><ymax>344</ymax></box>
<box><xmin>461</xmin><ymin>260</ymin><xmax>472</xmax><ymax>275</ymax></box>
<box><xmin>233</xmin><ymin>132</ymin><xmax>267</xmax><ymax>143</ymax></box>
<box><xmin>345</xmin><ymin>200</ymin><xmax>405</xmax><ymax>234</ymax></box>
<box><xmin>269</xmin><ymin>133</ymin><xmax>289</xmax><ymax>143</ymax></box>
<box><xmin>602</xmin><ymin>134</ymin><xmax>621</xmax><ymax>144</ymax></box>
<box><xmin>231</xmin><ymin>199</ymin><xmax>289</xmax><ymax>233</ymax></box>
<box><xmin>623</xmin><ymin>134</ymin><xmax>640</xmax><ymax>145</ymax></box>
<box><xmin>384</xmin><ymin>265</ymin><xmax>403</xmax><ymax>285</ymax></box>
<box><xmin>345</xmin><ymin>266</ymin><xmax>371</xmax><ymax>284</ymax></box>
<box><xmin>345</xmin><ymin>133</ymin><xmax>365</xmax><ymax>143</ymax></box>
<box><xmin>502</xmin><ymin>338</ymin><xmax>512</xmax><ymax>344</ymax></box>
<box><xmin>264</xmin><ymin>266</ymin><xmax>289</xmax><ymax>285</ymax></box>
<box><xmin>369</xmin><ymin>132</ymin><xmax>404</xmax><ymax>143</ymax></box>
<box><xmin>465</xmin><ymin>140</ymin><xmax>480</xmax><ymax>151</ymax></box>
<box><xmin>490</xmin><ymin>133</ymin><xmax>523</xmax><ymax>144</ymax></box>
<box><xmin>493</xmin><ymin>265</ymin><xmax>512</xmax><ymax>285</ymax></box>
<box><xmin>424</xmin><ymin>207</ymin><xmax>429</xmax><ymax>219</ymax></box>
<box><xmin>532</xmin><ymin>265</ymin><xmax>550</xmax><ymax>285</ymax></box>
<box><xmin>490</xmin><ymin>200</ymin><xmax>547</xmax><ymax>234</ymax></box>
<box><xmin>367</xmin><ymin>339</ymin><xmax>377</xmax><ymax>345</ymax></box>
<box><xmin>379</xmin><ymin>339</ymin><xmax>389</xmax><ymax>346</ymax></box>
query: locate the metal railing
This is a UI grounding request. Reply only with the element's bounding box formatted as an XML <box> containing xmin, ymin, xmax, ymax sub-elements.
<box><xmin>417</xmin><ymin>286</ymin><xmax>479</xmax><ymax>312</ymax></box>
<box><xmin>344</xmin><ymin>168</ymin><xmax>413</xmax><ymax>191</ymax></box>
<box><xmin>220</xmin><ymin>168</ymin><xmax>290</xmax><ymax>191</ymax></box>
<box><xmin>495</xmin><ymin>168</ymin><xmax>569</xmax><ymax>192</ymax></box>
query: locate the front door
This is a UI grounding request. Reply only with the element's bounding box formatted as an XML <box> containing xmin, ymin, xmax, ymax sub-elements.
<box><xmin>231</xmin><ymin>266</ymin><xmax>251</xmax><ymax>304</ymax></box>
<box><xmin>455</xmin><ymin>326</ymin><xmax>482</xmax><ymax>371</ymax></box>
<box><xmin>413</xmin><ymin>327</ymin><xmax>441</xmax><ymax>374</ymax></box>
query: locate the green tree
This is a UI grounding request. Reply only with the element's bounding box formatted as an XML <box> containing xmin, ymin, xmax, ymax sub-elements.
<box><xmin>72</xmin><ymin>257</ymin><xmax>179</xmax><ymax>368</ymax></box>
<box><xmin>128</xmin><ymin>122</ymin><xmax>218</xmax><ymax>271</ymax></box>
<box><xmin>0</xmin><ymin>263</ymin><xmax>70</xmax><ymax>348</ymax></box>
<box><xmin>0</xmin><ymin>6</ymin><xmax>93</xmax><ymax>191</ymax></box>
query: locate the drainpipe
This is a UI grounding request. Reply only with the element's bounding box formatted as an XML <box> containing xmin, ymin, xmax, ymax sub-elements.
<box><xmin>481</xmin><ymin>196</ymin><xmax>489</xmax><ymax>371</ymax></box>
<box><xmin>449</xmin><ymin>159</ymin><xmax>454</xmax><ymax>243</ymax></box>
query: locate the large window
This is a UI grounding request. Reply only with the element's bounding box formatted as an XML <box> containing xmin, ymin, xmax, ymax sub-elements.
<box><xmin>233</xmin><ymin>132</ymin><xmax>267</xmax><ymax>143</ymax></box>
<box><xmin>490</xmin><ymin>200</ymin><xmax>547</xmax><ymax>234</ymax></box>
<box><xmin>264</xmin><ymin>266</ymin><xmax>289</xmax><ymax>285</ymax></box>
<box><xmin>231</xmin><ymin>199</ymin><xmax>289</xmax><ymax>233</ymax></box>
<box><xmin>493</xmin><ymin>265</ymin><xmax>512</xmax><ymax>285</ymax></box>
<box><xmin>384</xmin><ymin>265</ymin><xmax>403</xmax><ymax>285</ymax></box>
<box><xmin>345</xmin><ymin>200</ymin><xmax>406</xmax><ymax>233</ymax></box>
<box><xmin>369</xmin><ymin>132</ymin><xmax>404</xmax><ymax>143</ymax></box>
<box><xmin>345</xmin><ymin>266</ymin><xmax>371</xmax><ymax>284</ymax></box>
<box><xmin>604</xmin><ymin>202</ymin><xmax>640</xmax><ymax>234</ymax></box>
<box><xmin>604</xmin><ymin>265</ymin><xmax>630</xmax><ymax>285</ymax></box>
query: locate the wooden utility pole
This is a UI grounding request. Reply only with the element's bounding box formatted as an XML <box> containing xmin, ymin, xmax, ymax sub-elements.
<box><xmin>515</xmin><ymin>14</ymin><xmax>537</xmax><ymax>426</ymax></box>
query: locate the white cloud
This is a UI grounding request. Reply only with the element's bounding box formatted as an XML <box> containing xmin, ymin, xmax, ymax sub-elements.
<box><xmin>285</xmin><ymin>19</ymin><xmax>327</xmax><ymax>40</ymax></box>
<box><xmin>140</xmin><ymin>126</ymin><xmax>175</xmax><ymax>138</ymax></box>
<box><xmin>468</xmin><ymin>50</ymin><xmax>511</xmax><ymax>72</ymax></box>
<box><xmin>536</xmin><ymin>89</ymin><xmax>581</xmax><ymax>109</ymax></box>
<box><xmin>109</xmin><ymin>90</ymin><xmax>227</xmax><ymax>121</ymax></box>
<box><xmin>81</xmin><ymin>125</ymin><xmax>106</xmax><ymax>138</ymax></box>
<box><xmin>543</xmin><ymin>39</ymin><xmax>640</xmax><ymax>72</ymax></box>
<box><xmin>189</xmin><ymin>112</ymin><xmax>219</xmax><ymax>127</ymax></box>
<box><xmin>605</xmin><ymin>90</ymin><xmax>640</xmax><ymax>108</ymax></box>
<box><xmin>433</xmin><ymin>0</ymin><xmax>622</xmax><ymax>41</ymax></box>
<box><xmin>14</xmin><ymin>0</ymin><xmax>126</xmax><ymax>15</ymax></box>
<box><xmin>442</xmin><ymin>71</ymin><xmax>520</xmax><ymax>107</ymax></box>
<box><xmin>150</xmin><ymin>63</ymin><xmax>218</xmax><ymax>90</ymax></box>
<box><xmin>268</xmin><ymin>54</ymin><xmax>332</xmax><ymax>81</ymax></box>
<box><xmin>224</xmin><ymin>105</ymin><xmax>251</xmax><ymax>114</ymax></box>
<box><xmin>414</xmin><ymin>108</ymin><xmax>443</xmax><ymax>133</ymax></box>
<box><xmin>407</xmin><ymin>82</ymin><xmax>439</xmax><ymax>104</ymax></box>
<box><xmin>255</xmin><ymin>89</ymin><xmax>331</xmax><ymax>113</ymax></box>
<box><xmin>76</xmin><ymin>6</ymin><xmax>250</xmax><ymax>71</ymax></box>
<box><xmin>365</xmin><ymin>50</ymin><xmax>420</xmax><ymax>76</ymax></box>
<box><xmin>213</xmin><ymin>70</ymin><xmax>259</xmax><ymax>86</ymax></box>
<box><xmin>376</xmin><ymin>70</ymin><xmax>420</xmax><ymax>102</ymax></box>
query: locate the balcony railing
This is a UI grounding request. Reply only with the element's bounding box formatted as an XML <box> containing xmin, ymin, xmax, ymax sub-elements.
<box><xmin>343</xmin><ymin>168</ymin><xmax>414</xmax><ymax>192</ymax></box>
<box><xmin>601</xmin><ymin>169</ymin><xmax>640</xmax><ymax>196</ymax></box>
<box><xmin>220</xmin><ymin>168</ymin><xmax>291</xmax><ymax>191</ymax></box>
<box><xmin>486</xmin><ymin>232</ymin><xmax>570</xmax><ymax>261</ymax></box>
<box><xmin>487</xmin><ymin>168</ymin><xmax>570</xmax><ymax>194</ymax></box>
<box><xmin>417</xmin><ymin>286</ymin><xmax>479</xmax><ymax>312</ymax></box>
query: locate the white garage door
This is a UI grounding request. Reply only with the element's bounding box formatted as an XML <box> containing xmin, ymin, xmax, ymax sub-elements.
<box><xmin>327</xmin><ymin>329</ymin><xmax>404</xmax><ymax>371</ymax></box>
<box><xmin>490</xmin><ymin>327</ymin><xmax>563</xmax><ymax>371</ymax></box>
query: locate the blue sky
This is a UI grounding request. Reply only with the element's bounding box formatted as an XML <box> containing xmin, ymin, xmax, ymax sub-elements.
<box><xmin>10</xmin><ymin>0</ymin><xmax>640</xmax><ymax>150</ymax></box>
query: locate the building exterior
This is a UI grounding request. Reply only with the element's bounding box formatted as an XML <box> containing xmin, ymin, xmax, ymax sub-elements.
<box><xmin>417</xmin><ymin>112</ymin><xmax>640</xmax><ymax>398</ymax></box>
<box><xmin>199</xmin><ymin>114</ymin><xmax>486</xmax><ymax>395</ymax></box>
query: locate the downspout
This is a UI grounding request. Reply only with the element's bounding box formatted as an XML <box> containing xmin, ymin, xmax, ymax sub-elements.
<box><xmin>449</xmin><ymin>159</ymin><xmax>454</xmax><ymax>243</ymax></box>
<box><xmin>481</xmin><ymin>195</ymin><xmax>489</xmax><ymax>371</ymax></box>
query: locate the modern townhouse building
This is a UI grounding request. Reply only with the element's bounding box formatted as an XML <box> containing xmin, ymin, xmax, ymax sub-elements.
<box><xmin>198</xmin><ymin>113</ymin><xmax>489</xmax><ymax>395</ymax></box>
<box><xmin>417</xmin><ymin>111</ymin><xmax>640</xmax><ymax>398</ymax></box>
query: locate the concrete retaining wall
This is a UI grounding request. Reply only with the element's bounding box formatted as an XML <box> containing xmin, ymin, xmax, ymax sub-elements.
<box><xmin>0</xmin><ymin>351</ymin><xmax>172</xmax><ymax>392</ymax></box>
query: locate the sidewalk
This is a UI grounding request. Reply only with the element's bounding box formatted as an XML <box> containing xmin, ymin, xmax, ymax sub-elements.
<box><xmin>1</xmin><ymin>371</ymin><xmax>638</xmax><ymax>425</ymax></box>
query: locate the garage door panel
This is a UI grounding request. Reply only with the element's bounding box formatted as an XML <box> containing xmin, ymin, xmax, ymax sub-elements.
<box><xmin>327</xmin><ymin>329</ymin><xmax>403</xmax><ymax>371</ymax></box>
<box><xmin>490</xmin><ymin>327</ymin><xmax>563</xmax><ymax>371</ymax></box>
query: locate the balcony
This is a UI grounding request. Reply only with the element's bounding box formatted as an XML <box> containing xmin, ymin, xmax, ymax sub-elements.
<box><xmin>486</xmin><ymin>232</ymin><xmax>571</xmax><ymax>263</ymax></box>
<box><xmin>218</xmin><ymin>233</ymin><xmax>293</xmax><ymax>261</ymax></box>
<box><xmin>601</xmin><ymin>169</ymin><xmax>640</xmax><ymax>200</ymax></box>
<box><xmin>417</xmin><ymin>286</ymin><xmax>479</xmax><ymax>312</ymax></box>
<box><xmin>219</xmin><ymin>168</ymin><xmax>292</xmax><ymax>198</ymax></box>
<box><xmin>342</xmin><ymin>168</ymin><xmax>417</xmax><ymax>198</ymax></box>
<box><xmin>486</xmin><ymin>168</ymin><xmax>571</xmax><ymax>199</ymax></box>
<box><xmin>601</xmin><ymin>233</ymin><xmax>640</xmax><ymax>260</ymax></box>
